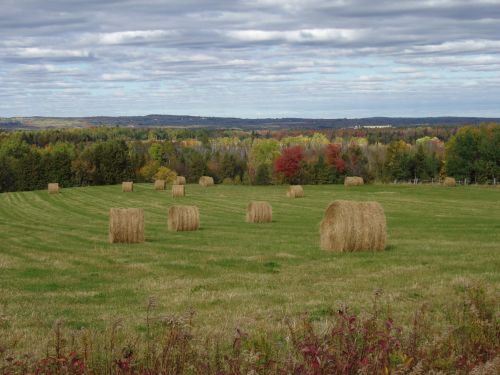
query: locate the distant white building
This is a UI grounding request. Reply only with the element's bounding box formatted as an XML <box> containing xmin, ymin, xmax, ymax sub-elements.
<box><xmin>353</xmin><ymin>125</ymin><xmax>393</xmax><ymax>129</ymax></box>
<box><xmin>364</xmin><ymin>125</ymin><xmax>393</xmax><ymax>129</ymax></box>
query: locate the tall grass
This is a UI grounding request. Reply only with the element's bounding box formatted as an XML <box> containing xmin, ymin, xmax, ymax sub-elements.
<box><xmin>1</xmin><ymin>286</ymin><xmax>498</xmax><ymax>374</ymax></box>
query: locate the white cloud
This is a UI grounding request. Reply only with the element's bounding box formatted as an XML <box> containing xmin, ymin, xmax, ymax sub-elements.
<box><xmin>83</xmin><ymin>30</ymin><xmax>175</xmax><ymax>45</ymax></box>
<box><xmin>392</xmin><ymin>67</ymin><xmax>420</xmax><ymax>73</ymax></box>
<box><xmin>158</xmin><ymin>54</ymin><xmax>218</xmax><ymax>63</ymax></box>
<box><xmin>226</xmin><ymin>28</ymin><xmax>365</xmax><ymax>43</ymax></box>
<box><xmin>101</xmin><ymin>72</ymin><xmax>141</xmax><ymax>81</ymax></box>
<box><xmin>5</xmin><ymin>47</ymin><xmax>90</xmax><ymax>59</ymax></box>
<box><xmin>243</xmin><ymin>74</ymin><xmax>292</xmax><ymax>82</ymax></box>
<box><xmin>405</xmin><ymin>55</ymin><xmax>500</xmax><ymax>66</ymax></box>
<box><xmin>14</xmin><ymin>64</ymin><xmax>81</xmax><ymax>74</ymax></box>
<box><xmin>358</xmin><ymin>75</ymin><xmax>391</xmax><ymax>82</ymax></box>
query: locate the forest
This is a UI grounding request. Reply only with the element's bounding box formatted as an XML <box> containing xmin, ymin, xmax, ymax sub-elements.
<box><xmin>2</xmin><ymin>115</ymin><xmax>500</xmax><ymax>130</ymax></box>
<box><xmin>0</xmin><ymin>124</ymin><xmax>498</xmax><ymax>192</ymax></box>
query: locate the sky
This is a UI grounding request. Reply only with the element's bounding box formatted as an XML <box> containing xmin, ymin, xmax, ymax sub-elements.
<box><xmin>1</xmin><ymin>0</ymin><xmax>500</xmax><ymax>118</ymax></box>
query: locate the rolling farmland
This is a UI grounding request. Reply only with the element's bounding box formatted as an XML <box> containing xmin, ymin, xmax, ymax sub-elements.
<box><xmin>0</xmin><ymin>184</ymin><xmax>498</xmax><ymax>355</ymax></box>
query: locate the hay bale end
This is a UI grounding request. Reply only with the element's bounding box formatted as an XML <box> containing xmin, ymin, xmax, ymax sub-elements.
<box><xmin>154</xmin><ymin>180</ymin><xmax>166</xmax><ymax>191</ymax></box>
<box><xmin>199</xmin><ymin>176</ymin><xmax>214</xmax><ymax>187</ymax></box>
<box><xmin>443</xmin><ymin>177</ymin><xmax>456</xmax><ymax>187</ymax></box>
<box><xmin>287</xmin><ymin>185</ymin><xmax>304</xmax><ymax>198</ymax></box>
<box><xmin>48</xmin><ymin>183</ymin><xmax>60</xmax><ymax>194</ymax></box>
<box><xmin>122</xmin><ymin>181</ymin><xmax>134</xmax><ymax>192</ymax></box>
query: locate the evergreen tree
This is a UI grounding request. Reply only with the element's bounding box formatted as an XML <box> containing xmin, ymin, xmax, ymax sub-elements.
<box><xmin>255</xmin><ymin>163</ymin><xmax>272</xmax><ymax>185</ymax></box>
<box><xmin>313</xmin><ymin>155</ymin><xmax>330</xmax><ymax>184</ymax></box>
<box><xmin>446</xmin><ymin>127</ymin><xmax>481</xmax><ymax>181</ymax></box>
<box><xmin>413</xmin><ymin>144</ymin><xmax>427</xmax><ymax>180</ymax></box>
<box><xmin>187</xmin><ymin>151</ymin><xmax>207</xmax><ymax>182</ymax></box>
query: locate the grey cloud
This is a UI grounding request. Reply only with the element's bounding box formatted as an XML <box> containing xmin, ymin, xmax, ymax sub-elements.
<box><xmin>0</xmin><ymin>0</ymin><xmax>500</xmax><ymax>117</ymax></box>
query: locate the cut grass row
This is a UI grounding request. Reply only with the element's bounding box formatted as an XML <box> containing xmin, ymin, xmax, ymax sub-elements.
<box><xmin>0</xmin><ymin>184</ymin><xmax>498</xmax><ymax>354</ymax></box>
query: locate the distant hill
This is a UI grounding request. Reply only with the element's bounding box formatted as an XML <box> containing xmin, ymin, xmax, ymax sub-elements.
<box><xmin>1</xmin><ymin>114</ymin><xmax>499</xmax><ymax>130</ymax></box>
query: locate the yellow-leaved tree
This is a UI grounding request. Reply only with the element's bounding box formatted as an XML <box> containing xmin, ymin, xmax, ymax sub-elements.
<box><xmin>154</xmin><ymin>166</ymin><xmax>177</xmax><ymax>183</ymax></box>
<box><xmin>139</xmin><ymin>160</ymin><xmax>160</xmax><ymax>181</ymax></box>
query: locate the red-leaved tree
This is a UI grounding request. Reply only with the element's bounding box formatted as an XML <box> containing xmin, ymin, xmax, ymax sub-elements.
<box><xmin>275</xmin><ymin>145</ymin><xmax>304</xmax><ymax>181</ymax></box>
<box><xmin>325</xmin><ymin>144</ymin><xmax>346</xmax><ymax>173</ymax></box>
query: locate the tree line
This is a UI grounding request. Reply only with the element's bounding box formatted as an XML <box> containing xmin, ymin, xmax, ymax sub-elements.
<box><xmin>0</xmin><ymin>124</ymin><xmax>498</xmax><ymax>192</ymax></box>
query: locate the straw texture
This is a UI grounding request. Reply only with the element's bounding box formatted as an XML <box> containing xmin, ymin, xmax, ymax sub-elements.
<box><xmin>48</xmin><ymin>183</ymin><xmax>60</xmax><ymax>194</ymax></box>
<box><xmin>320</xmin><ymin>200</ymin><xmax>386</xmax><ymax>252</ymax></box>
<box><xmin>172</xmin><ymin>184</ymin><xmax>185</xmax><ymax>198</ymax></box>
<box><xmin>122</xmin><ymin>182</ymin><xmax>134</xmax><ymax>192</ymax></box>
<box><xmin>109</xmin><ymin>208</ymin><xmax>145</xmax><ymax>243</ymax></box>
<box><xmin>168</xmin><ymin>205</ymin><xmax>200</xmax><ymax>231</ymax></box>
<box><xmin>287</xmin><ymin>185</ymin><xmax>304</xmax><ymax>198</ymax></box>
<box><xmin>246</xmin><ymin>201</ymin><xmax>272</xmax><ymax>223</ymax></box>
<box><xmin>344</xmin><ymin>176</ymin><xmax>364</xmax><ymax>186</ymax></box>
<box><xmin>199</xmin><ymin>176</ymin><xmax>214</xmax><ymax>187</ymax></box>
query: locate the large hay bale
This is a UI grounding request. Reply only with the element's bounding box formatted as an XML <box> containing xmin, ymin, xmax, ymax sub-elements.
<box><xmin>246</xmin><ymin>201</ymin><xmax>272</xmax><ymax>223</ymax></box>
<box><xmin>287</xmin><ymin>185</ymin><xmax>304</xmax><ymax>198</ymax></box>
<box><xmin>168</xmin><ymin>205</ymin><xmax>199</xmax><ymax>231</ymax></box>
<box><xmin>122</xmin><ymin>181</ymin><xmax>134</xmax><ymax>192</ymax></box>
<box><xmin>344</xmin><ymin>176</ymin><xmax>364</xmax><ymax>186</ymax></box>
<box><xmin>154</xmin><ymin>179</ymin><xmax>166</xmax><ymax>191</ymax></box>
<box><xmin>443</xmin><ymin>177</ymin><xmax>456</xmax><ymax>187</ymax></box>
<box><xmin>199</xmin><ymin>176</ymin><xmax>214</xmax><ymax>187</ymax></box>
<box><xmin>320</xmin><ymin>200</ymin><xmax>386</xmax><ymax>252</ymax></box>
<box><xmin>175</xmin><ymin>176</ymin><xmax>186</xmax><ymax>185</ymax></box>
<box><xmin>48</xmin><ymin>183</ymin><xmax>60</xmax><ymax>194</ymax></box>
<box><xmin>109</xmin><ymin>208</ymin><xmax>144</xmax><ymax>243</ymax></box>
<box><xmin>172</xmin><ymin>184</ymin><xmax>185</xmax><ymax>198</ymax></box>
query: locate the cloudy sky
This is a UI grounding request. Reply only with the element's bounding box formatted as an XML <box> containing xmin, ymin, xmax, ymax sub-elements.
<box><xmin>1</xmin><ymin>0</ymin><xmax>500</xmax><ymax>118</ymax></box>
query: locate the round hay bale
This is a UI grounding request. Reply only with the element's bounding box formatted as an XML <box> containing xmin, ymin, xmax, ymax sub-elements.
<box><xmin>287</xmin><ymin>185</ymin><xmax>304</xmax><ymax>198</ymax></box>
<box><xmin>172</xmin><ymin>184</ymin><xmax>185</xmax><ymax>198</ymax></box>
<box><xmin>48</xmin><ymin>183</ymin><xmax>60</xmax><ymax>194</ymax></box>
<box><xmin>320</xmin><ymin>200</ymin><xmax>386</xmax><ymax>252</ymax></box>
<box><xmin>344</xmin><ymin>176</ymin><xmax>364</xmax><ymax>186</ymax></box>
<box><xmin>168</xmin><ymin>205</ymin><xmax>199</xmax><ymax>232</ymax></box>
<box><xmin>443</xmin><ymin>177</ymin><xmax>456</xmax><ymax>187</ymax></box>
<box><xmin>122</xmin><ymin>181</ymin><xmax>134</xmax><ymax>192</ymax></box>
<box><xmin>246</xmin><ymin>201</ymin><xmax>272</xmax><ymax>223</ymax></box>
<box><xmin>154</xmin><ymin>179</ymin><xmax>166</xmax><ymax>191</ymax></box>
<box><xmin>109</xmin><ymin>208</ymin><xmax>144</xmax><ymax>243</ymax></box>
<box><xmin>175</xmin><ymin>176</ymin><xmax>186</xmax><ymax>185</ymax></box>
<box><xmin>199</xmin><ymin>176</ymin><xmax>214</xmax><ymax>187</ymax></box>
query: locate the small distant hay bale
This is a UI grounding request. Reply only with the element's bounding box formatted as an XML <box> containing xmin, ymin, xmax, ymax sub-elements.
<box><xmin>168</xmin><ymin>205</ymin><xmax>199</xmax><ymax>231</ymax></box>
<box><xmin>443</xmin><ymin>177</ymin><xmax>456</xmax><ymax>187</ymax></box>
<box><xmin>199</xmin><ymin>176</ymin><xmax>214</xmax><ymax>187</ymax></box>
<box><xmin>122</xmin><ymin>181</ymin><xmax>134</xmax><ymax>192</ymax></box>
<box><xmin>109</xmin><ymin>208</ymin><xmax>144</xmax><ymax>243</ymax></box>
<box><xmin>48</xmin><ymin>183</ymin><xmax>60</xmax><ymax>194</ymax></box>
<box><xmin>246</xmin><ymin>201</ymin><xmax>272</xmax><ymax>223</ymax></box>
<box><xmin>320</xmin><ymin>200</ymin><xmax>386</xmax><ymax>252</ymax></box>
<box><xmin>344</xmin><ymin>176</ymin><xmax>364</xmax><ymax>186</ymax></box>
<box><xmin>175</xmin><ymin>176</ymin><xmax>186</xmax><ymax>185</ymax></box>
<box><xmin>172</xmin><ymin>184</ymin><xmax>185</xmax><ymax>198</ymax></box>
<box><xmin>287</xmin><ymin>185</ymin><xmax>304</xmax><ymax>198</ymax></box>
<box><xmin>154</xmin><ymin>179</ymin><xmax>166</xmax><ymax>191</ymax></box>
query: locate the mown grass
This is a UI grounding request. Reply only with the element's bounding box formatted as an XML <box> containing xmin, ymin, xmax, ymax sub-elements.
<box><xmin>0</xmin><ymin>184</ymin><xmax>499</xmax><ymax>353</ymax></box>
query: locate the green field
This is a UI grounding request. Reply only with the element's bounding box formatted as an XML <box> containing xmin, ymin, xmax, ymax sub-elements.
<box><xmin>0</xmin><ymin>184</ymin><xmax>499</xmax><ymax>352</ymax></box>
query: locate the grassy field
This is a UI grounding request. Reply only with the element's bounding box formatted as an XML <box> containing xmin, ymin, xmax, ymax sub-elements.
<box><xmin>0</xmin><ymin>183</ymin><xmax>499</xmax><ymax>353</ymax></box>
